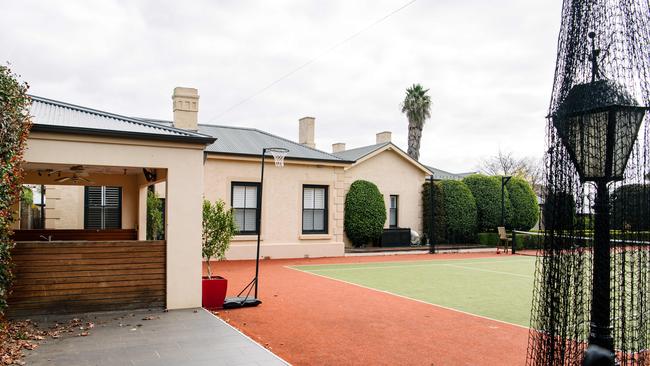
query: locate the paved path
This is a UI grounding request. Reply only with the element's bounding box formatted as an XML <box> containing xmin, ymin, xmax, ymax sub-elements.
<box><xmin>24</xmin><ymin>308</ymin><xmax>288</xmax><ymax>366</ymax></box>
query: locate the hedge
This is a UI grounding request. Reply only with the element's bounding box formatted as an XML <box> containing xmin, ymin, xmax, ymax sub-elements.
<box><xmin>0</xmin><ymin>66</ymin><xmax>32</xmax><ymax>314</ymax></box>
<box><xmin>543</xmin><ymin>190</ymin><xmax>576</xmax><ymax>230</ymax></box>
<box><xmin>505</xmin><ymin>176</ymin><xmax>539</xmax><ymax>231</ymax></box>
<box><xmin>477</xmin><ymin>232</ymin><xmax>499</xmax><ymax>246</ymax></box>
<box><xmin>422</xmin><ymin>181</ymin><xmax>446</xmax><ymax>244</ymax></box>
<box><xmin>463</xmin><ymin>174</ymin><xmax>511</xmax><ymax>232</ymax></box>
<box><xmin>611</xmin><ymin>184</ymin><xmax>650</xmax><ymax>231</ymax></box>
<box><xmin>345</xmin><ymin>180</ymin><xmax>386</xmax><ymax>247</ymax></box>
<box><xmin>439</xmin><ymin>180</ymin><xmax>477</xmax><ymax>243</ymax></box>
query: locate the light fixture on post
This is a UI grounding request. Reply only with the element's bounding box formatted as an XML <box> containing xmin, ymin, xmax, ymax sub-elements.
<box><xmin>223</xmin><ymin>147</ymin><xmax>289</xmax><ymax>309</ymax></box>
<box><xmin>551</xmin><ymin>32</ymin><xmax>648</xmax><ymax>364</ymax></box>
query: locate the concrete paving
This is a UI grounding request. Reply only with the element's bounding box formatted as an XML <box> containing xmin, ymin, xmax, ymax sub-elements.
<box><xmin>23</xmin><ymin>308</ymin><xmax>288</xmax><ymax>366</ymax></box>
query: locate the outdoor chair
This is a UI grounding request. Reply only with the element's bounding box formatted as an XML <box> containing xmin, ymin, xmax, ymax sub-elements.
<box><xmin>497</xmin><ymin>226</ymin><xmax>511</xmax><ymax>254</ymax></box>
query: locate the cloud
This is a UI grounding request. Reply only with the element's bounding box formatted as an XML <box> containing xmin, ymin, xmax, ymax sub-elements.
<box><xmin>1</xmin><ymin>0</ymin><xmax>562</xmax><ymax>172</ymax></box>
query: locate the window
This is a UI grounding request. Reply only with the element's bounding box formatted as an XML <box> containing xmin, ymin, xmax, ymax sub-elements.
<box><xmin>303</xmin><ymin>185</ymin><xmax>328</xmax><ymax>234</ymax></box>
<box><xmin>84</xmin><ymin>186</ymin><xmax>122</xmax><ymax>229</ymax></box>
<box><xmin>231</xmin><ymin>182</ymin><xmax>259</xmax><ymax>234</ymax></box>
<box><xmin>389</xmin><ymin>195</ymin><xmax>399</xmax><ymax>228</ymax></box>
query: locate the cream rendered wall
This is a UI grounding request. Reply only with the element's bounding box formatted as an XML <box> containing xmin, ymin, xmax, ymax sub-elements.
<box><xmin>23</xmin><ymin>132</ymin><xmax>205</xmax><ymax>310</ymax></box>
<box><xmin>204</xmin><ymin>156</ymin><xmax>347</xmax><ymax>259</ymax></box>
<box><xmin>343</xmin><ymin>148</ymin><xmax>428</xmax><ymax>247</ymax></box>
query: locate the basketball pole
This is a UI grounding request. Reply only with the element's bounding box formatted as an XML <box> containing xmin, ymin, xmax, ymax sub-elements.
<box><xmin>254</xmin><ymin>148</ymin><xmax>267</xmax><ymax>299</ymax></box>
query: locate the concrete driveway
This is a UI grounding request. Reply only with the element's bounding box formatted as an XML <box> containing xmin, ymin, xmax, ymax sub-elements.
<box><xmin>24</xmin><ymin>308</ymin><xmax>288</xmax><ymax>366</ymax></box>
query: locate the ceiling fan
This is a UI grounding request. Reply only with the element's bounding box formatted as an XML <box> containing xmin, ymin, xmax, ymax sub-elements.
<box><xmin>52</xmin><ymin>165</ymin><xmax>94</xmax><ymax>184</ymax></box>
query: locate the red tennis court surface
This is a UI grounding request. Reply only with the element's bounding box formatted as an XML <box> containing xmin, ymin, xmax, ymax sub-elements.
<box><xmin>205</xmin><ymin>252</ymin><xmax>530</xmax><ymax>366</ymax></box>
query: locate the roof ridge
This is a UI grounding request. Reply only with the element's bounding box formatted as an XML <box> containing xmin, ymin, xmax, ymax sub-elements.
<box><xmin>30</xmin><ymin>95</ymin><xmax>210</xmax><ymax>138</ymax></box>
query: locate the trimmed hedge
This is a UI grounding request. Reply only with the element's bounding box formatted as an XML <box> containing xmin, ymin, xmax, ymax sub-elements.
<box><xmin>477</xmin><ymin>232</ymin><xmax>499</xmax><ymax>246</ymax></box>
<box><xmin>611</xmin><ymin>184</ymin><xmax>650</xmax><ymax>230</ymax></box>
<box><xmin>506</xmin><ymin>177</ymin><xmax>539</xmax><ymax>231</ymax></box>
<box><xmin>463</xmin><ymin>174</ymin><xmax>511</xmax><ymax>232</ymax></box>
<box><xmin>543</xmin><ymin>190</ymin><xmax>576</xmax><ymax>230</ymax></box>
<box><xmin>422</xmin><ymin>181</ymin><xmax>446</xmax><ymax>244</ymax></box>
<box><xmin>345</xmin><ymin>180</ymin><xmax>386</xmax><ymax>247</ymax></box>
<box><xmin>439</xmin><ymin>180</ymin><xmax>477</xmax><ymax>243</ymax></box>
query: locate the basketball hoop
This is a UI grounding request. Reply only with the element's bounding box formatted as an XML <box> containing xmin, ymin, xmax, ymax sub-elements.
<box><xmin>266</xmin><ymin>147</ymin><xmax>289</xmax><ymax>167</ymax></box>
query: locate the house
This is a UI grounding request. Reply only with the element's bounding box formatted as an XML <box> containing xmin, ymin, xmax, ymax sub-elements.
<box><xmin>426</xmin><ymin>166</ymin><xmax>477</xmax><ymax>181</ymax></box>
<box><xmin>10</xmin><ymin>95</ymin><xmax>215</xmax><ymax>316</ymax></box>
<box><xmin>331</xmin><ymin>132</ymin><xmax>432</xmax><ymax>247</ymax></box>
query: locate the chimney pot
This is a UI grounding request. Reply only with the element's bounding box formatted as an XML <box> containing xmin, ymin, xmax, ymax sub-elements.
<box><xmin>332</xmin><ymin>143</ymin><xmax>346</xmax><ymax>153</ymax></box>
<box><xmin>299</xmin><ymin>117</ymin><xmax>316</xmax><ymax>149</ymax></box>
<box><xmin>172</xmin><ymin>87</ymin><xmax>199</xmax><ymax>130</ymax></box>
<box><xmin>376</xmin><ymin>131</ymin><xmax>392</xmax><ymax>144</ymax></box>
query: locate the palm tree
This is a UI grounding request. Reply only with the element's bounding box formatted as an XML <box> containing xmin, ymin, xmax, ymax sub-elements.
<box><xmin>401</xmin><ymin>84</ymin><xmax>432</xmax><ymax>161</ymax></box>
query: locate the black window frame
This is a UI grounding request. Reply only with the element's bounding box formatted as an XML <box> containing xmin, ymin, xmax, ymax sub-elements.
<box><xmin>231</xmin><ymin>181</ymin><xmax>260</xmax><ymax>235</ymax></box>
<box><xmin>302</xmin><ymin>185</ymin><xmax>329</xmax><ymax>234</ymax></box>
<box><xmin>84</xmin><ymin>186</ymin><xmax>122</xmax><ymax>230</ymax></box>
<box><xmin>389</xmin><ymin>195</ymin><xmax>399</xmax><ymax>228</ymax></box>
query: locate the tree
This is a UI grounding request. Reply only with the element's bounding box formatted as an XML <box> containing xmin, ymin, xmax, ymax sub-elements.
<box><xmin>611</xmin><ymin>184</ymin><xmax>650</xmax><ymax>231</ymax></box>
<box><xmin>344</xmin><ymin>180</ymin><xmax>386</xmax><ymax>247</ymax></box>
<box><xmin>146</xmin><ymin>190</ymin><xmax>164</xmax><ymax>240</ymax></box>
<box><xmin>422</xmin><ymin>181</ymin><xmax>446</xmax><ymax>244</ymax></box>
<box><xmin>439</xmin><ymin>180</ymin><xmax>477</xmax><ymax>243</ymax></box>
<box><xmin>0</xmin><ymin>65</ymin><xmax>32</xmax><ymax>313</ymax></box>
<box><xmin>543</xmin><ymin>190</ymin><xmax>576</xmax><ymax>231</ymax></box>
<box><xmin>463</xmin><ymin>174</ymin><xmax>511</xmax><ymax>232</ymax></box>
<box><xmin>505</xmin><ymin>176</ymin><xmax>539</xmax><ymax>231</ymax></box>
<box><xmin>480</xmin><ymin>150</ymin><xmax>544</xmax><ymax>195</ymax></box>
<box><xmin>401</xmin><ymin>84</ymin><xmax>432</xmax><ymax>161</ymax></box>
<box><xmin>202</xmin><ymin>199</ymin><xmax>237</xmax><ymax>279</ymax></box>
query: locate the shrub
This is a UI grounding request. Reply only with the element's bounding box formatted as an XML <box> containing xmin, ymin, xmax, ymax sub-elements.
<box><xmin>439</xmin><ymin>180</ymin><xmax>477</xmax><ymax>243</ymax></box>
<box><xmin>202</xmin><ymin>199</ymin><xmax>237</xmax><ymax>278</ymax></box>
<box><xmin>463</xmin><ymin>174</ymin><xmax>511</xmax><ymax>232</ymax></box>
<box><xmin>0</xmin><ymin>65</ymin><xmax>32</xmax><ymax>314</ymax></box>
<box><xmin>146</xmin><ymin>190</ymin><xmax>164</xmax><ymax>240</ymax></box>
<box><xmin>506</xmin><ymin>177</ymin><xmax>539</xmax><ymax>231</ymax></box>
<box><xmin>422</xmin><ymin>181</ymin><xmax>446</xmax><ymax>244</ymax></box>
<box><xmin>477</xmin><ymin>232</ymin><xmax>499</xmax><ymax>246</ymax></box>
<box><xmin>611</xmin><ymin>184</ymin><xmax>650</xmax><ymax>231</ymax></box>
<box><xmin>345</xmin><ymin>180</ymin><xmax>386</xmax><ymax>247</ymax></box>
<box><xmin>543</xmin><ymin>190</ymin><xmax>576</xmax><ymax>230</ymax></box>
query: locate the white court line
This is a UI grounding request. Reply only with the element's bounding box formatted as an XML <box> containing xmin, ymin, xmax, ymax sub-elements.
<box><xmin>286</xmin><ymin>266</ymin><xmax>530</xmax><ymax>330</ymax></box>
<box><xmin>291</xmin><ymin>258</ymin><xmax>535</xmax><ymax>273</ymax></box>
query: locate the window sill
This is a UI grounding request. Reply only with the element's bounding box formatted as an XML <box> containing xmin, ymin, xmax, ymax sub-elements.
<box><xmin>299</xmin><ymin>234</ymin><xmax>332</xmax><ymax>240</ymax></box>
<box><xmin>232</xmin><ymin>235</ymin><xmax>261</xmax><ymax>242</ymax></box>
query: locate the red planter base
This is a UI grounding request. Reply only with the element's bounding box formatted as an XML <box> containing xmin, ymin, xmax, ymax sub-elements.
<box><xmin>202</xmin><ymin>276</ymin><xmax>228</xmax><ymax>310</ymax></box>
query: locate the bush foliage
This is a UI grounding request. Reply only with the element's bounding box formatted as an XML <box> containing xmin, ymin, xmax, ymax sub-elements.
<box><xmin>0</xmin><ymin>66</ymin><xmax>32</xmax><ymax>313</ymax></box>
<box><xmin>439</xmin><ymin>180</ymin><xmax>477</xmax><ymax>243</ymax></box>
<box><xmin>611</xmin><ymin>184</ymin><xmax>650</xmax><ymax>231</ymax></box>
<box><xmin>506</xmin><ymin>176</ymin><xmax>539</xmax><ymax>231</ymax></box>
<box><xmin>422</xmin><ymin>181</ymin><xmax>446</xmax><ymax>244</ymax></box>
<box><xmin>202</xmin><ymin>199</ymin><xmax>237</xmax><ymax>278</ymax></box>
<box><xmin>146</xmin><ymin>190</ymin><xmax>164</xmax><ymax>240</ymax></box>
<box><xmin>345</xmin><ymin>180</ymin><xmax>386</xmax><ymax>247</ymax></box>
<box><xmin>463</xmin><ymin>174</ymin><xmax>511</xmax><ymax>231</ymax></box>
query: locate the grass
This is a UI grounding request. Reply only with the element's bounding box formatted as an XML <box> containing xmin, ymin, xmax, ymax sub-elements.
<box><xmin>292</xmin><ymin>256</ymin><xmax>537</xmax><ymax>327</ymax></box>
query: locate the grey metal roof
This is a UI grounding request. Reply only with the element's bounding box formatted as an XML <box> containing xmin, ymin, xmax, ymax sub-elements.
<box><xmin>197</xmin><ymin>124</ymin><xmax>348</xmax><ymax>162</ymax></box>
<box><xmin>136</xmin><ymin>118</ymin><xmax>349</xmax><ymax>163</ymax></box>
<box><xmin>29</xmin><ymin>96</ymin><xmax>215</xmax><ymax>144</ymax></box>
<box><xmin>425</xmin><ymin>165</ymin><xmax>476</xmax><ymax>181</ymax></box>
<box><xmin>332</xmin><ymin>142</ymin><xmax>390</xmax><ymax>161</ymax></box>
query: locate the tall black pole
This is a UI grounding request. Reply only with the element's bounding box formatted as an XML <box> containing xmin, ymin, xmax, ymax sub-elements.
<box><xmin>586</xmin><ymin>180</ymin><xmax>614</xmax><ymax>361</ymax></box>
<box><xmin>501</xmin><ymin>176</ymin><xmax>511</xmax><ymax>227</ymax></box>
<box><xmin>254</xmin><ymin>149</ymin><xmax>266</xmax><ymax>299</ymax></box>
<box><xmin>428</xmin><ymin>176</ymin><xmax>435</xmax><ymax>254</ymax></box>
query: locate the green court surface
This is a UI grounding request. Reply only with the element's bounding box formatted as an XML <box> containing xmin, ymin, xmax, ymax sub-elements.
<box><xmin>292</xmin><ymin>256</ymin><xmax>536</xmax><ymax>327</ymax></box>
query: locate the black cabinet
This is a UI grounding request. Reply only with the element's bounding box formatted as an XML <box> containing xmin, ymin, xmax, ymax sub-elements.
<box><xmin>380</xmin><ymin>228</ymin><xmax>411</xmax><ymax>247</ymax></box>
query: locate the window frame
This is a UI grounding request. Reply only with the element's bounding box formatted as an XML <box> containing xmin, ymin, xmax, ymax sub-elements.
<box><xmin>230</xmin><ymin>181</ymin><xmax>260</xmax><ymax>235</ymax></box>
<box><xmin>84</xmin><ymin>186</ymin><xmax>122</xmax><ymax>230</ymax></box>
<box><xmin>302</xmin><ymin>184</ymin><xmax>329</xmax><ymax>234</ymax></box>
<box><xmin>389</xmin><ymin>194</ymin><xmax>399</xmax><ymax>228</ymax></box>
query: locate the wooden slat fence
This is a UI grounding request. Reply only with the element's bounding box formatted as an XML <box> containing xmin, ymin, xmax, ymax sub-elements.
<box><xmin>7</xmin><ymin>240</ymin><xmax>165</xmax><ymax>317</ymax></box>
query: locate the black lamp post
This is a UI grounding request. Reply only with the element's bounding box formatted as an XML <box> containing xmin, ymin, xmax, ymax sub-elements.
<box><xmin>551</xmin><ymin>32</ymin><xmax>648</xmax><ymax>364</ymax></box>
<box><xmin>501</xmin><ymin>176</ymin><xmax>512</xmax><ymax>227</ymax></box>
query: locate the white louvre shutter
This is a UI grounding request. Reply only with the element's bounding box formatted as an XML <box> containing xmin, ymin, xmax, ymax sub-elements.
<box><xmin>314</xmin><ymin>188</ymin><xmax>325</xmax><ymax>209</ymax></box>
<box><xmin>245</xmin><ymin>186</ymin><xmax>257</xmax><ymax>208</ymax></box>
<box><xmin>303</xmin><ymin>188</ymin><xmax>314</xmax><ymax>209</ymax></box>
<box><xmin>232</xmin><ymin>186</ymin><xmax>246</xmax><ymax>208</ymax></box>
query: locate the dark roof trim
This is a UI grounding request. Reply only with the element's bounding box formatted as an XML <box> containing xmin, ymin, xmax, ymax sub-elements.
<box><xmin>205</xmin><ymin>151</ymin><xmax>354</xmax><ymax>164</ymax></box>
<box><xmin>31</xmin><ymin>124</ymin><xmax>217</xmax><ymax>145</ymax></box>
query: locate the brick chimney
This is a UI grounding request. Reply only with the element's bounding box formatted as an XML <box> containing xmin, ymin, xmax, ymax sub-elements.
<box><xmin>332</xmin><ymin>143</ymin><xmax>346</xmax><ymax>153</ymax></box>
<box><xmin>299</xmin><ymin>117</ymin><xmax>315</xmax><ymax>149</ymax></box>
<box><xmin>376</xmin><ymin>131</ymin><xmax>392</xmax><ymax>144</ymax></box>
<box><xmin>172</xmin><ymin>87</ymin><xmax>199</xmax><ymax>130</ymax></box>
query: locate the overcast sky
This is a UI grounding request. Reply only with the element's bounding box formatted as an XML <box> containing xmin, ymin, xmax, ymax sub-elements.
<box><xmin>2</xmin><ymin>0</ymin><xmax>562</xmax><ymax>172</ymax></box>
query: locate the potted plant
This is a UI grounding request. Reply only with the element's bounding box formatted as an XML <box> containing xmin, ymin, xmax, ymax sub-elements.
<box><xmin>202</xmin><ymin>199</ymin><xmax>236</xmax><ymax>309</ymax></box>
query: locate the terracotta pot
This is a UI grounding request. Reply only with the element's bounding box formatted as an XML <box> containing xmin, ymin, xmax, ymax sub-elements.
<box><xmin>202</xmin><ymin>276</ymin><xmax>228</xmax><ymax>309</ymax></box>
